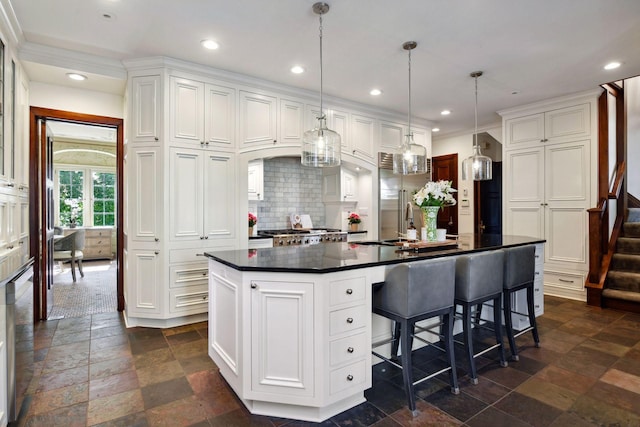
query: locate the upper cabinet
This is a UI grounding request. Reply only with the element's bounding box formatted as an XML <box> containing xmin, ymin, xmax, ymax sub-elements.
<box><xmin>350</xmin><ymin>114</ymin><xmax>377</xmax><ymax>162</ymax></box>
<box><xmin>131</xmin><ymin>75</ymin><xmax>161</xmax><ymax>144</ymax></box>
<box><xmin>248</xmin><ymin>159</ymin><xmax>264</xmax><ymax>201</ymax></box>
<box><xmin>504</xmin><ymin>103</ymin><xmax>590</xmax><ymax>150</ymax></box>
<box><xmin>279</xmin><ymin>98</ymin><xmax>304</xmax><ymax>146</ymax></box>
<box><xmin>239</xmin><ymin>90</ymin><xmax>278</xmax><ymax>148</ymax></box>
<box><xmin>169</xmin><ymin>76</ymin><xmax>236</xmax><ymax>150</ymax></box>
<box><xmin>378</xmin><ymin>120</ymin><xmax>404</xmax><ymax>152</ymax></box>
<box><xmin>323</xmin><ymin>167</ymin><xmax>358</xmax><ymax>203</ymax></box>
<box><xmin>329</xmin><ymin>108</ymin><xmax>350</xmax><ymax>153</ymax></box>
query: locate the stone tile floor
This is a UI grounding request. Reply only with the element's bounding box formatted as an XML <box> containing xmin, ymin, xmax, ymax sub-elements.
<box><xmin>8</xmin><ymin>295</ymin><xmax>640</xmax><ymax>426</ymax></box>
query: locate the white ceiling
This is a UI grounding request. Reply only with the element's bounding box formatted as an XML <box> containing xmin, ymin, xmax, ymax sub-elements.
<box><xmin>9</xmin><ymin>0</ymin><xmax>640</xmax><ymax>136</ymax></box>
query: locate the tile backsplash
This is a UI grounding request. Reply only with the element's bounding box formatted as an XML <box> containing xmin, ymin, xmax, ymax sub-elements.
<box><xmin>252</xmin><ymin>157</ymin><xmax>326</xmax><ymax>229</ymax></box>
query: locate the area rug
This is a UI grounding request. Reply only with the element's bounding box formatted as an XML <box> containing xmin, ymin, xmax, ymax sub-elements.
<box><xmin>49</xmin><ymin>260</ymin><xmax>117</xmax><ymax>318</ymax></box>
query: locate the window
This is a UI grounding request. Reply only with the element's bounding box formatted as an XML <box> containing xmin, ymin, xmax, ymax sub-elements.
<box><xmin>56</xmin><ymin>167</ymin><xmax>116</xmax><ymax>227</ymax></box>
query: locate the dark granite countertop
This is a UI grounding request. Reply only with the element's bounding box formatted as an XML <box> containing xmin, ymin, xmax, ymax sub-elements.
<box><xmin>205</xmin><ymin>234</ymin><xmax>545</xmax><ymax>274</ymax></box>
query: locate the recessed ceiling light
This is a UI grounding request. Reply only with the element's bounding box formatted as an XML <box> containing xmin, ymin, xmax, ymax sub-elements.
<box><xmin>604</xmin><ymin>61</ymin><xmax>621</xmax><ymax>70</ymax></box>
<box><xmin>201</xmin><ymin>39</ymin><xmax>219</xmax><ymax>50</ymax></box>
<box><xmin>432</xmin><ymin>128</ymin><xmax>440</xmax><ymax>132</ymax></box>
<box><xmin>290</xmin><ymin>65</ymin><xmax>305</xmax><ymax>74</ymax></box>
<box><xmin>441</xmin><ymin>110</ymin><xmax>451</xmax><ymax>116</ymax></box>
<box><xmin>369</xmin><ymin>88</ymin><xmax>382</xmax><ymax>96</ymax></box>
<box><xmin>67</xmin><ymin>73</ymin><xmax>87</xmax><ymax>81</ymax></box>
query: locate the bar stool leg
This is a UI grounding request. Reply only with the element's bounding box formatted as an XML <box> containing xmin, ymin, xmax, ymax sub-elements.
<box><xmin>462</xmin><ymin>304</ymin><xmax>478</xmax><ymax>385</ymax></box>
<box><xmin>399</xmin><ymin>318</ymin><xmax>417</xmax><ymax>414</ymax></box>
<box><xmin>503</xmin><ymin>290</ymin><xmax>519</xmax><ymax>361</ymax></box>
<box><xmin>526</xmin><ymin>285</ymin><xmax>541</xmax><ymax>348</ymax></box>
<box><xmin>391</xmin><ymin>321</ymin><xmax>401</xmax><ymax>358</ymax></box>
<box><xmin>493</xmin><ymin>296</ymin><xmax>508</xmax><ymax>368</ymax></box>
<box><xmin>443</xmin><ymin>310</ymin><xmax>459</xmax><ymax>394</ymax></box>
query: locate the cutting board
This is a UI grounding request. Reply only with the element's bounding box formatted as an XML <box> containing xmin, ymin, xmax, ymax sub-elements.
<box><xmin>394</xmin><ymin>239</ymin><xmax>459</xmax><ymax>251</ymax></box>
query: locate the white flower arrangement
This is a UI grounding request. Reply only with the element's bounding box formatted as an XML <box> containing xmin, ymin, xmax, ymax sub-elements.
<box><xmin>413</xmin><ymin>180</ymin><xmax>457</xmax><ymax>208</ymax></box>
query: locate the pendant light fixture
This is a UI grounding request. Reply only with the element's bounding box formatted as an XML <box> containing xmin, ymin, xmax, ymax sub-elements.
<box><xmin>392</xmin><ymin>41</ymin><xmax>427</xmax><ymax>175</ymax></box>
<box><xmin>302</xmin><ymin>2</ymin><xmax>341</xmax><ymax>167</ymax></box>
<box><xmin>462</xmin><ymin>71</ymin><xmax>492</xmax><ymax>181</ymax></box>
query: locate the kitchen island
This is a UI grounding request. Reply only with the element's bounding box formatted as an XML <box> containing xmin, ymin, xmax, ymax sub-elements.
<box><xmin>205</xmin><ymin>234</ymin><xmax>544</xmax><ymax>422</ymax></box>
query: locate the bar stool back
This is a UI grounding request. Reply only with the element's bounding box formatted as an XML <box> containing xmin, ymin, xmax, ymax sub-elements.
<box><xmin>454</xmin><ymin>250</ymin><xmax>507</xmax><ymax>384</ymax></box>
<box><xmin>503</xmin><ymin>245</ymin><xmax>540</xmax><ymax>360</ymax></box>
<box><xmin>372</xmin><ymin>258</ymin><xmax>459</xmax><ymax>415</ymax></box>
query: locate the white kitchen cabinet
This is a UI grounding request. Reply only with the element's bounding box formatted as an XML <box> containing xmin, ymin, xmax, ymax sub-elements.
<box><xmin>169</xmin><ymin>76</ymin><xmax>236</xmax><ymax>149</ymax></box>
<box><xmin>504</xmin><ymin>103</ymin><xmax>590</xmax><ymax>150</ymax></box>
<box><xmin>508</xmin><ymin>243</ymin><xmax>545</xmax><ymax>329</ymax></box>
<box><xmin>323</xmin><ymin>168</ymin><xmax>358</xmax><ymax>203</ymax></box>
<box><xmin>169</xmin><ymin>147</ymin><xmax>235</xmax><ymax>242</ymax></box>
<box><xmin>350</xmin><ymin>113</ymin><xmax>377</xmax><ymax>162</ymax></box>
<box><xmin>248</xmin><ymin>159</ymin><xmax>264</xmax><ymax>201</ymax></box>
<box><xmin>0</xmin><ymin>284</ymin><xmax>6</xmax><ymax>427</ymax></box>
<box><xmin>279</xmin><ymin>98</ymin><xmax>304</xmax><ymax>146</ymax></box>
<box><xmin>131</xmin><ymin>75</ymin><xmax>161</xmax><ymax>143</ymax></box>
<box><xmin>127</xmin><ymin>146</ymin><xmax>162</xmax><ymax>244</ymax></box>
<box><xmin>501</xmin><ymin>91</ymin><xmax>598</xmax><ymax>301</ymax></box>
<box><xmin>250</xmin><ymin>280</ymin><xmax>315</xmax><ymax>398</ymax></box>
<box><xmin>378</xmin><ymin>120</ymin><xmax>404</xmax><ymax>151</ymax></box>
<box><xmin>239</xmin><ymin>90</ymin><xmax>278</xmax><ymax>148</ymax></box>
<box><xmin>125</xmin><ymin>248</ymin><xmax>163</xmax><ymax>317</ymax></box>
<box><xmin>329</xmin><ymin>108</ymin><xmax>350</xmax><ymax>153</ymax></box>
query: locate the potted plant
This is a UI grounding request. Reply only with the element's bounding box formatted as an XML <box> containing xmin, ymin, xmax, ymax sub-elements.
<box><xmin>413</xmin><ymin>180</ymin><xmax>457</xmax><ymax>241</ymax></box>
<box><xmin>347</xmin><ymin>212</ymin><xmax>361</xmax><ymax>232</ymax></box>
<box><xmin>248</xmin><ymin>212</ymin><xmax>257</xmax><ymax>236</ymax></box>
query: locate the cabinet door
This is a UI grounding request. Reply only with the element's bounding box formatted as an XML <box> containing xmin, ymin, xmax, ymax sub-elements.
<box><xmin>129</xmin><ymin>147</ymin><xmax>162</xmax><ymax>243</ymax></box>
<box><xmin>203</xmin><ymin>152</ymin><xmax>235</xmax><ymax>240</ymax></box>
<box><xmin>169</xmin><ymin>77</ymin><xmax>204</xmax><ymax>146</ymax></box>
<box><xmin>250</xmin><ymin>280</ymin><xmax>314</xmax><ymax>398</ymax></box>
<box><xmin>131</xmin><ymin>75</ymin><xmax>161</xmax><ymax>143</ymax></box>
<box><xmin>126</xmin><ymin>248</ymin><xmax>162</xmax><ymax>316</ymax></box>
<box><xmin>504</xmin><ymin>147</ymin><xmax>544</xmax><ymax>239</ymax></box>
<box><xmin>544</xmin><ymin>141</ymin><xmax>589</xmax><ymax>265</ymax></box>
<box><xmin>169</xmin><ymin>147</ymin><xmax>204</xmax><ymax>241</ymax></box>
<box><xmin>545</xmin><ymin>103</ymin><xmax>590</xmax><ymax>143</ymax></box>
<box><xmin>204</xmin><ymin>83</ymin><xmax>236</xmax><ymax>148</ymax></box>
<box><xmin>239</xmin><ymin>91</ymin><xmax>277</xmax><ymax>147</ymax></box>
<box><xmin>350</xmin><ymin>114</ymin><xmax>376</xmax><ymax>161</ymax></box>
<box><xmin>505</xmin><ymin>113</ymin><xmax>545</xmax><ymax>150</ymax></box>
<box><xmin>379</xmin><ymin>120</ymin><xmax>404</xmax><ymax>151</ymax></box>
<box><xmin>279</xmin><ymin>98</ymin><xmax>304</xmax><ymax>146</ymax></box>
<box><xmin>341</xmin><ymin>169</ymin><xmax>358</xmax><ymax>202</ymax></box>
<box><xmin>248</xmin><ymin>159</ymin><xmax>264</xmax><ymax>201</ymax></box>
<box><xmin>329</xmin><ymin>108</ymin><xmax>349</xmax><ymax>152</ymax></box>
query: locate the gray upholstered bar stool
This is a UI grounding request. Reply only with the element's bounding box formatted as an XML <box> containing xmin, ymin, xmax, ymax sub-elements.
<box><xmin>454</xmin><ymin>250</ymin><xmax>507</xmax><ymax>385</ymax></box>
<box><xmin>502</xmin><ymin>245</ymin><xmax>540</xmax><ymax>361</ymax></box>
<box><xmin>372</xmin><ymin>258</ymin><xmax>459</xmax><ymax>415</ymax></box>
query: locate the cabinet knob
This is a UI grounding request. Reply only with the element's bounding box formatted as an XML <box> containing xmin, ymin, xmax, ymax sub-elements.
<box><xmin>535</xmin><ymin>304</ymin><xmax>540</xmax><ymax>309</ymax></box>
<box><xmin>155</xmin><ymin>237</ymin><xmax>159</xmax><ymax>242</ymax></box>
<box><xmin>200</xmin><ymin>141</ymin><xmax>205</xmax><ymax>145</ymax></box>
<box><xmin>202</xmin><ymin>272</ymin><xmax>207</xmax><ymax>276</ymax></box>
<box><xmin>154</xmin><ymin>251</ymin><xmax>159</xmax><ymax>255</ymax></box>
<box><xmin>205</xmin><ymin>236</ymin><xmax>209</xmax><ymax>239</ymax></box>
<box><xmin>154</xmin><ymin>136</ymin><xmax>159</xmax><ymax>141</ymax></box>
<box><xmin>535</xmin><ymin>288</ymin><xmax>540</xmax><ymax>292</ymax></box>
<box><xmin>346</xmin><ymin>288</ymin><xmax>353</xmax><ymax>295</ymax></box>
<box><xmin>273</xmin><ymin>139</ymin><xmax>277</xmax><ymax>144</ymax></box>
<box><xmin>251</xmin><ymin>283</ymin><xmax>258</xmax><ymax>289</ymax></box>
<box><xmin>346</xmin><ymin>317</ymin><xmax>354</xmax><ymax>324</ymax></box>
<box><xmin>202</xmin><ymin>296</ymin><xmax>207</xmax><ymax>300</ymax></box>
<box><xmin>347</xmin><ymin>347</ymin><xmax>354</xmax><ymax>353</ymax></box>
<box><xmin>535</xmin><ymin>271</ymin><xmax>540</xmax><ymax>275</ymax></box>
<box><xmin>5</xmin><ymin>182</ymin><xmax>15</xmax><ymax>187</ymax></box>
<box><xmin>200</xmin><ymin>236</ymin><xmax>204</xmax><ymax>240</ymax></box>
<box><xmin>205</xmin><ymin>141</ymin><xmax>209</xmax><ymax>146</ymax></box>
<box><xmin>346</xmin><ymin>375</ymin><xmax>354</xmax><ymax>381</ymax></box>
<box><xmin>352</xmin><ymin>150</ymin><xmax>356</xmax><ymax>155</ymax></box>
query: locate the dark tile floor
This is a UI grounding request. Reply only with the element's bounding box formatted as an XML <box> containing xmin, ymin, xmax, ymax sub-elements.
<box><xmin>9</xmin><ymin>295</ymin><xmax>640</xmax><ymax>426</ymax></box>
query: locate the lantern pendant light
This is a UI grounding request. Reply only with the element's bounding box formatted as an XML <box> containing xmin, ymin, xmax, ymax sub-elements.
<box><xmin>301</xmin><ymin>2</ymin><xmax>341</xmax><ymax>167</ymax></box>
<box><xmin>462</xmin><ymin>71</ymin><xmax>492</xmax><ymax>181</ymax></box>
<box><xmin>392</xmin><ymin>41</ymin><xmax>427</xmax><ymax>175</ymax></box>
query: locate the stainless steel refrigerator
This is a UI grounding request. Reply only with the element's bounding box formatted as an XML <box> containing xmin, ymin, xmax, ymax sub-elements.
<box><xmin>378</xmin><ymin>153</ymin><xmax>431</xmax><ymax>240</ymax></box>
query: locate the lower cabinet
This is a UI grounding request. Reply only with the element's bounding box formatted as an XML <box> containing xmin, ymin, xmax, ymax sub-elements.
<box><xmin>208</xmin><ymin>260</ymin><xmax>374</xmax><ymax>422</ymax></box>
<box><xmin>125</xmin><ymin>248</ymin><xmax>163</xmax><ymax>317</ymax></box>
<box><xmin>509</xmin><ymin>243</ymin><xmax>545</xmax><ymax>329</ymax></box>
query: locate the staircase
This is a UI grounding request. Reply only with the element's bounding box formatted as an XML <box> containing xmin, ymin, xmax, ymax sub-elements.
<box><xmin>602</xmin><ymin>208</ymin><xmax>640</xmax><ymax>312</ymax></box>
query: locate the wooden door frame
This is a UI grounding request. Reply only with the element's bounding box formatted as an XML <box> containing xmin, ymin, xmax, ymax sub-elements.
<box><xmin>29</xmin><ymin>107</ymin><xmax>124</xmax><ymax>321</ymax></box>
<box><xmin>431</xmin><ymin>153</ymin><xmax>459</xmax><ymax>234</ymax></box>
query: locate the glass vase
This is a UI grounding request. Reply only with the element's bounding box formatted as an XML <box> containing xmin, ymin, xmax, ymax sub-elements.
<box><xmin>421</xmin><ymin>206</ymin><xmax>440</xmax><ymax>242</ymax></box>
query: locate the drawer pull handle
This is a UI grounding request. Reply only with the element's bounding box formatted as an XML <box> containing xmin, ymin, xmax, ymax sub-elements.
<box><xmin>535</xmin><ymin>272</ymin><xmax>540</xmax><ymax>275</ymax></box>
<box><xmin>535</xmin><ymin>304</ymin><xmax>540</xmax><ymax>308</ymax></box>
<box><xmin>347</xmin><ymin>347</ymin><xmax>354</xmax><ymax>353</ymax></box>
<box><xmin>347</xmin><ymin>374</ymin><xmax>354</xmax><ymax>381</ymax></box>
<box><xmin>202</xmin><ymin>296</ymin><xmax>207</xmax><ymax>300</ymax></box>
<box><xmin>535</xmin><ymin>255</ymin><xmax>540</xmax><ymax>258</ymax></box>
<box><xmin>202</xmin><ymin>272</ymin><xmax>207</xmax><ymax>276</ymax></box>
<box><xmin>346</xmin><ymin>317</ymin><xmax>354</xmax><ymax>324</ymax></box>
<box><xmin>558</xmin><ymin>278</ymin><xmax>574</xmax><ymax>283</ymax></box>
<box><xmin>346</xmin><ymin>288</ymin><xmax>353</xmax><ymax>295</ymax></box>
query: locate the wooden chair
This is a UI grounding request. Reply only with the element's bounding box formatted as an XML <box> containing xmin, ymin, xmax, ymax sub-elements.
<box><xmin>53</xmin><ymin>229</ymin><xmax>85</xmax><ymax>282</ymax></box>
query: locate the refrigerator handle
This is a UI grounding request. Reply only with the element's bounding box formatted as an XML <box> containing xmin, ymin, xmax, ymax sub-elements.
<box><xmin>398</xmin><ymin>189</ymin><xmax>405</xmax><ymax>237</ymax></box>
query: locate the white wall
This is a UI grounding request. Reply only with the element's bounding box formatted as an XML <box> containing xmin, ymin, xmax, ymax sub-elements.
<box><xmin>29</xmin><ymin>82</ymin><xmax>124</xmax><ymax>118</ymax></box>
<box><xmin>432</xmin><ymin>123</ymin><xmax>502</xmax><ymax>234</ymax></box>
<box><xmin>627</xmin><ymin>76</ymin><xmax>640</xmax><ymax>198</ymax></box>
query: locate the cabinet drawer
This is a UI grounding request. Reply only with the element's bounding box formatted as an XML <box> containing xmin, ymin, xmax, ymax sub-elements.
<box><xmin>544</xmin><ymin>270</ymin><xmax>584</xmax><ymax>291</ymax></box>
<box><xmin>330</xmin><ymin>332</ymin><xmax>367</xmax><ymax>367</ymax></box>
<box><xmin>170</xmin><ymin>265</ymin><xmax>209</xmax><ymax>289</ymax></box>
<box><xmin>169</xmin><ymin>286</ymin><xmax>209</xmax><ymax>314</ymax></box>
<box><xmin>330</xmin><ymin>359</ymin><xmax>367</xmax><ymax>395</ymax></box>
<box><xmin>170</xmin><ymin>248</ymin><xmax>208</xmax><ymax>264</ymax></box>
<box><xmin>82</xmin><ymin>247</ymin><xmax>112</xmax><ymax>259</ymax></box>
<box><xmin>85</xmin><ymin>236</ymin><xmax>110</xmax><ymax>247</ymax></box>
<box><xmin>330</xmin><ymin>305</ymin><xmax>367</xmax><ymax>336</ymax></box>
<box><xmin>84</xmin><ymin>228</ymin><xmax>112</xmax><ymax>238</ymax></box>
<box><xmin>330</xmin><ymin>276</ymin><xmax>366</xmax><ymax>307</ymax></box>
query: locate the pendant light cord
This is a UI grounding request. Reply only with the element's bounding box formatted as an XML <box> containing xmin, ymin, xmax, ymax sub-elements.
<box><xmin>319</xmin><ymin>14</ymin><xmax>324</xmax><ymax>119</ymax></box>
<box><xmin>407</xmin><ymin>47</ymin><xmax>412</xmax><ymax>139</ymax></box>
<box><xmin>474</xmin><ymin>74</ymin><xmax>478</xmax><ymax>149</ymax></box>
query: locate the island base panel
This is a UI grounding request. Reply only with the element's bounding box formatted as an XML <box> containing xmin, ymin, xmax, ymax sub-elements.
<box><xmin>243</xmin><ymin>393</ymin><xmax>366</xmax><ymax>423</ymax></box>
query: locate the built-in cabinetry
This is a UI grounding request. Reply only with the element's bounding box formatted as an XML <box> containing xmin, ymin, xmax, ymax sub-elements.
<box><xmin>322</xmin><ymin>168</ymin><xmax>359</xmax><ymax>203</ymax></box>
<box><xmin>63</xmin><ymin>227</ymin><xmax>113</xmax><ymax>260</ymax></box>
<box><xmin>208</xmin><ymin>260</ymin><xmax>374</xmax><ymax>422</ymax></box>
<box><xmin>500</xmin><ymin>91</ymin><xmax>599</xmax><ymax>301</ymax></box>
<box><xmin>0</xmin><ymin>283</ymin><xmax>6</xmax><ymax>427</ymax></box>
<box><xmin>247</xmin><ymin>159</ymin><xmax>264</xmax><ymax>201</ymax></box>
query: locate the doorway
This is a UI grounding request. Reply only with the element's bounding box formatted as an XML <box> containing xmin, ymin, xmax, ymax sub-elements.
<box><xmin>431</xmin><ymin>153</ymin><xmax>459</xmax><ymax>234</ymax></box>
<box><xmin>474</xmin><ymin>162</ymin><xmax>503</xmax><ymax>234</ymax></box>
<box><xmin>29</xmin><ymin>107</ymin><xmax>124</xmax><ymax>322</ymax></box>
